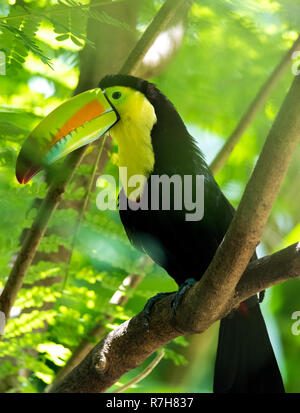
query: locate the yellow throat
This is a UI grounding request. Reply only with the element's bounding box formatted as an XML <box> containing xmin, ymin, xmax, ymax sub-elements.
<box><xmin>106</xmin><ymin>86</ymin><xmax>157</xmax><ymax>200</ymax></box>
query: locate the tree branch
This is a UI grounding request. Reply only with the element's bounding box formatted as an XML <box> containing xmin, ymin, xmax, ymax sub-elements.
<box><xmin>50</xmin><ymin>242</ymin><xmax>300</xmax><ymax>393</ymax></box>
<box><xmin>0</xmin><ymin>150</ymin><xmax>86</xmax><ymax>325</ymax></box>
<box><xmin>210</xmin><ymin>34</ymin><xmax>300</xmax><ymax>175</ymax></box>
<box><xmin>113</xmin><ymin>349</ymin><xmax>165</xmax><ymax>393</ymax></box>
<box><xmin>180</xmin><ymin>72</ymin><xmax>300</xmax><ymax>332</ymax></box>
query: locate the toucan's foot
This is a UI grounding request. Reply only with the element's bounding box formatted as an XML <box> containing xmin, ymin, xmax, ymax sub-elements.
<box><xmin>141</xmin><ymin>292</ymin><xmax>173</xmax><ymax>327</ymax></box>
<box><xmin>141</xmin><ymin>278</ymin><xmax>197</xmax><ymax>327</ymax></box>
<box><xmin>171</xmin><ymin>278</ymin><xmax>197</xmax><ymax>314</ymax></box>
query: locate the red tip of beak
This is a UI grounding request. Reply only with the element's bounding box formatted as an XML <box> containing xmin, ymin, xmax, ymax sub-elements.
<box><xmin>16</xmin><ymin>166</ymin><xmax>41</xmax><ymax>184</ymax></box>
<box><xmin>16</xmin><ymin>150</ymin><xmax>41</xmax><ymax>184</ymax></box>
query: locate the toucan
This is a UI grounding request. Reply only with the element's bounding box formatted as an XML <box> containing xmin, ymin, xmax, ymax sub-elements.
<box><xmin>16</xmin><ymin>74</ymin><xmax>285</xmax><ymax>393</ymax></box>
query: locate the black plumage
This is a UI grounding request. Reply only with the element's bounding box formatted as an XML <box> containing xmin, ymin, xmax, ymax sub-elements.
<box><xmin>98</xmin><ymin>74</ymin><xmax>284</xmax><ymax>393</ymax></box>
<box><xmin>99</xmin><ymin>75</ymin><xmax>233</xmax><ymax>283</ymax></box>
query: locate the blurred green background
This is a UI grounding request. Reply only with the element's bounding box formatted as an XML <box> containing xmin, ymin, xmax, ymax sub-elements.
<box><xmin>0</xmin><ymin>0</ymin><xmax>299</xmax><ymax>393</ymax></box>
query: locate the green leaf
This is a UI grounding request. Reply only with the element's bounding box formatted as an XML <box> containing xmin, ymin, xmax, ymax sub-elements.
<box><xmin>55</xmin><ymin>34</ymin><xmax>70</xmax><ymax>41</ymax></box>
<box><xmin>70</xmin><ymin>35</ymin><xmax>84</xmax><ymax>47</ymax></box>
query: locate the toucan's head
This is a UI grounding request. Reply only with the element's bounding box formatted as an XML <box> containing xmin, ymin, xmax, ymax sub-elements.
<box><xmin>16</xmin><ymin>75</ymin><xmax>162</xmax><ymax>185</ymax></box>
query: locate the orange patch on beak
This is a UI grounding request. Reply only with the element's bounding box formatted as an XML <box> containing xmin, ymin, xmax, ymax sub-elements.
<box><xmin>53</xmin><ymin>99</ymin><xmax>106</xmax><ymax>144</ymax></box>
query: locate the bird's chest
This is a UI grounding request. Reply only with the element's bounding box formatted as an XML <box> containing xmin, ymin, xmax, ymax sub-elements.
<box><xmin>118</xmin><ymin>174</ymin><xmax>233</xmax><ymax>283</ymax></box>
<box><xmin>109</xmin><ymin>114</ymin><xmax>155</xmax><ymax>200</ymax></box>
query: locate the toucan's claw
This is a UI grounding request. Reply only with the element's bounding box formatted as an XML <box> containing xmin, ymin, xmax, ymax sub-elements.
<box><xmin>171</xmin><ymin>278</ymin><xmax>197</xmax><ymax>314</ymax></box>
<box><xmin>141</xmin><ymin>278</ymin><xmax>197</xmax><ymax>327</ymax></box>
<box><xmin>141</xmin><ymin>292</ymin><xmax>173</xmax><ymax>328</ymax></box>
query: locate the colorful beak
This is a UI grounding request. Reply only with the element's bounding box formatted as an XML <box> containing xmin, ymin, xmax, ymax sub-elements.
<box><xmin>16</xmin><ymin>88</ymin><xmax>118</xmax><ymax>184</ymax></box>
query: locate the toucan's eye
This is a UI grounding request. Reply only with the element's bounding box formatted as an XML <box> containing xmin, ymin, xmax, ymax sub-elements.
<box><xmin>112</xmin><ymin>91</ymin><xmax>122</xmax><ymax>100</ymax></box>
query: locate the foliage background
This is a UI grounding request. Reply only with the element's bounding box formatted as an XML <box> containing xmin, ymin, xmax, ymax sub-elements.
<box><xmin>0</xmin><ymin>0</ymin><xmax>299</xmax><ymax>393</ymax></box>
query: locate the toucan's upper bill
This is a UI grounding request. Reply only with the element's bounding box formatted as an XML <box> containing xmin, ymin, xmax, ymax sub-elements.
<box><xmin>16</xmin><ymin>88</ymin><xmax>118</xmax><ymax>184</ymax></box>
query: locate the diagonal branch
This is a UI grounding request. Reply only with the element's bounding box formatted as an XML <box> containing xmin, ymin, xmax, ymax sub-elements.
<box><xmin>210</xmin><ymin>34</ymin><xmax>300</xmax><ymax>175</ymax></box>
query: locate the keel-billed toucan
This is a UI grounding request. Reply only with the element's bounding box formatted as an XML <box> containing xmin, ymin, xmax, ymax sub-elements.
<box><xmin>16</xmin><ymin>74</ymin><xmax>284</xmax><ymax>393</ymax></box>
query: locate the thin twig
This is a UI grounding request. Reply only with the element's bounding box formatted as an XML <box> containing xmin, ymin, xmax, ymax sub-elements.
<box><xmin>113</xmin><ymin>350</ymin><xmax>165</xmax><ymax>393</ymax></box>
<box><xmin>210</xmin><ymin>34</ymin><xmax>300</xmax><ymax>175</ymax></box>
<box><xmin>62</xmin><ymin>135</ymin><xmax>107</xmax><ymax>289</ymax></box>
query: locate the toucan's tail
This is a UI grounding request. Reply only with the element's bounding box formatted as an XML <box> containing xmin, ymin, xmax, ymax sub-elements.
<box><xmin>213</xmin><ymin>296</ymin><xmax>285</xmax><ymax>393</ymax></box>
